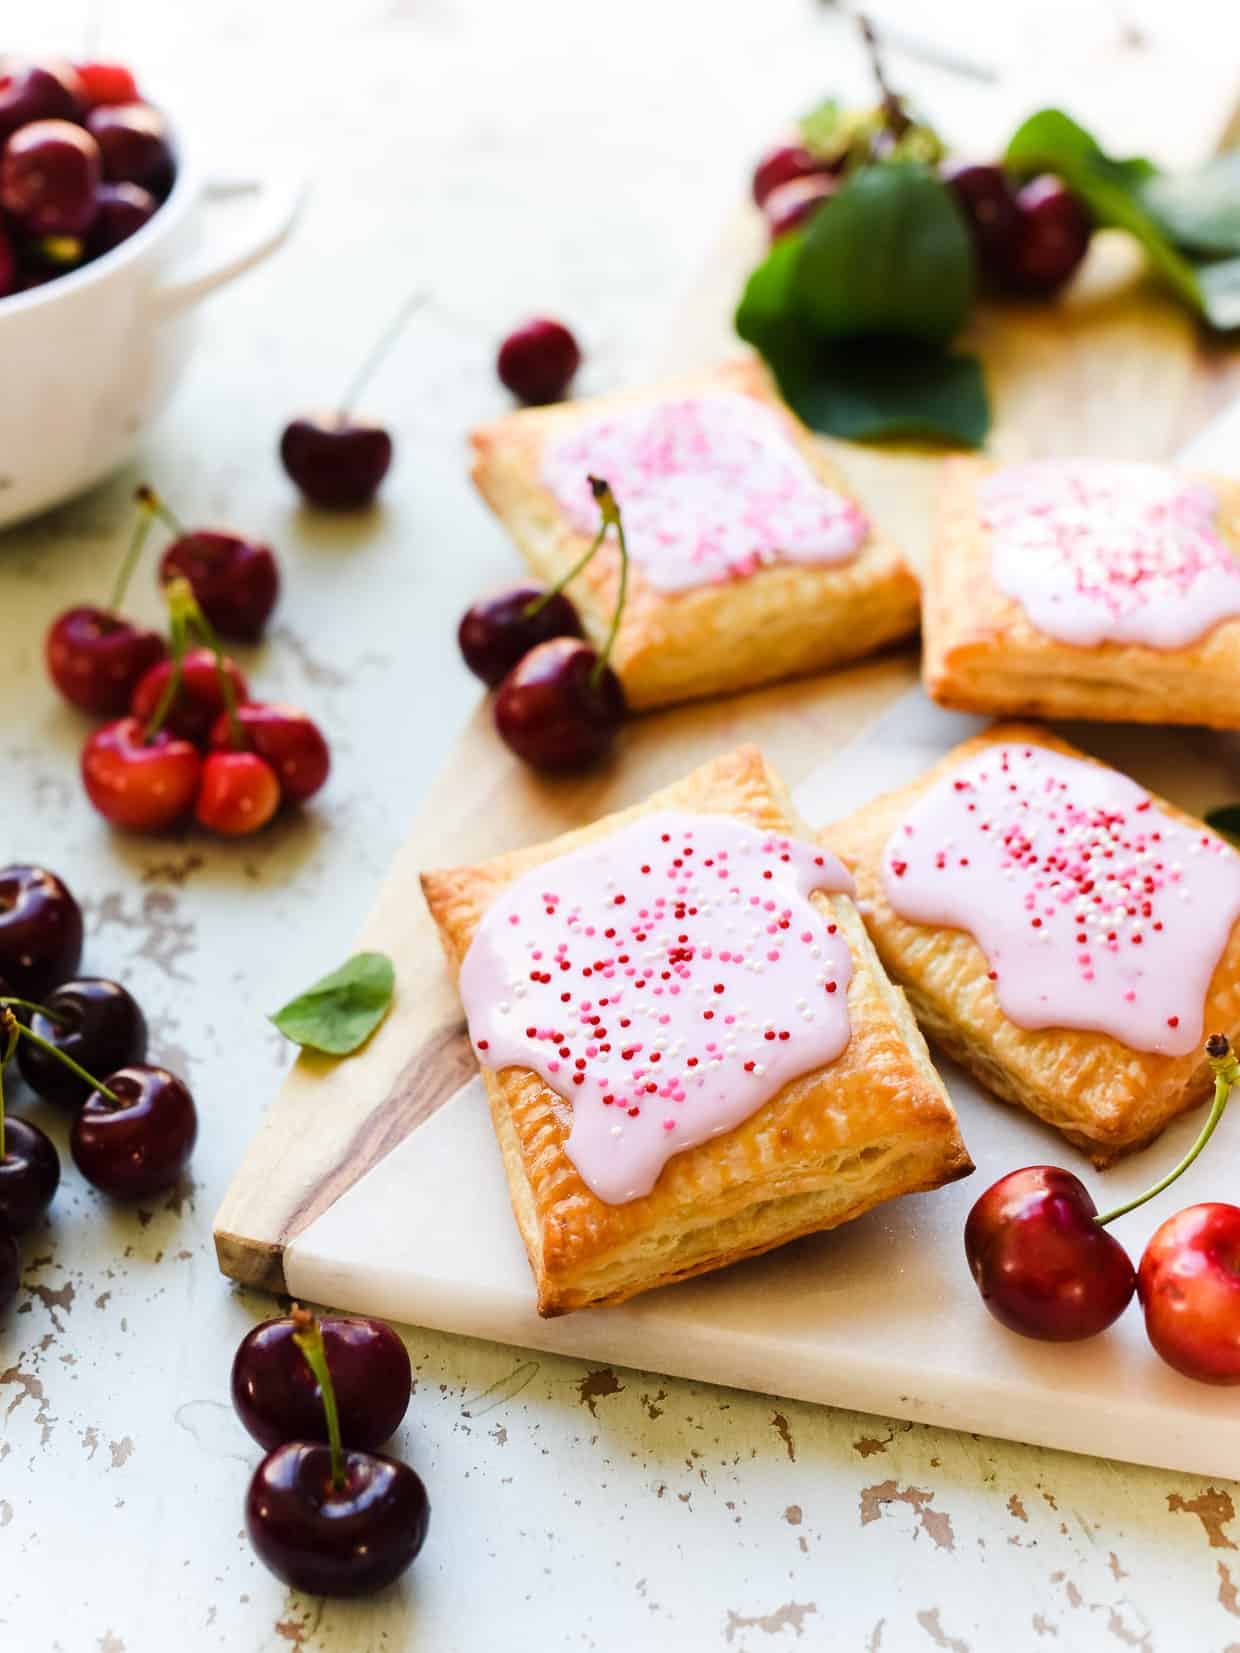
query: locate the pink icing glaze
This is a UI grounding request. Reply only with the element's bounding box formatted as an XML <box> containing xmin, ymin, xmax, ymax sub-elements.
<box><xmin>540</xmin><ymin>393</ymin><xmax>869</xmax><ymax>593</ymax></box>
<box><xmin>459</xmin><ymin>811</ymin><xmax>856</xmax><ymax>1204</ymax></box>
<box><xmin>979</xmin><ymin>460</ymin><xmax>1240</xmax><ymax>649</ymax></box>
<box><xmin>881</xmin><ymin>742</ymin><xmax>1240</xmax><ymax>1057</ymax></box>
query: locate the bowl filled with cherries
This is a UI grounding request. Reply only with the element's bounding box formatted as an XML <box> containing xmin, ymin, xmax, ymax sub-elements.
<box><xmin>0</xmin><ymin>53</ymin><xmax>299</xmax><ymax>528</ymax></box>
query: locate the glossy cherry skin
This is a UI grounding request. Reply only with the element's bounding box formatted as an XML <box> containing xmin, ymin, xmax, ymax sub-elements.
<box><xmin>0</xmin><ymin>1118</ymin><xmax>60</xmax><ymax>1233</ymax></box>
<box><xmin>941</xmin><ymin>161</ymin><xmax>1023</xmax><ymax>282</ymax></box>
<box><xmin>0</xmin><ymin>865</ymin><xmax>83</xmax><ymax>999</ymax></box>
<box><xmin>75</xmin><ymin>62</ymin><xmax>139</xmax><ymax>110</ymax></box>
<box><xmin>0</xmin><ymin>60</ymin><xmax>83</xmax><ymax>139</ymax></box>
<box><xmin>964</xmin><ymin>1166</ymin><xmax>1136</xmax><ymax>1341</ymax></box>
<box><xmin>81</xmin><ymin>718</ymin><xmax>202</xmax><ymax>832</ymax></box>
<box><xmin>280</xmin><ymin>415</ymin><xmax>393</xmax><ymax>510</ymax></box>
<box><xmin>129</xmin><ymin>649</ymin><xmax>249</xmax><ymax>745</ymax></box>
<box><xmin>87</xmin><ymin>181</ymin><xmax>157</xmax><ymax>256</ymax></box>
<box><xmin>208</xmin><ymin>703</ymin><xmax>330</xmax><ymax>803</ymax></box>
<box><xmin>0</xmin><ymin>221</ymin><xmax>17</xmax><ymax>298</ymax></box>
<box><xmin>159</xmin><ymin>532</ymin><xmax>279</xmax><ymax>640</ymax></box>
<box><xmin>497</xmin><ymin>318</ymin><xmax>580</xmax><ymax>405</ymax></box>
<box><xmin>764</xmin><ymin>173</ymin><xmax>837</xmax><ymax>240</ymax></box>
<box><xmin>46</xmin><ymin>604</ymin><xmax>166</xmax><ymax>715</ymax></box>
<box><xmin>458</xmin><ymin>583</ymin><xmax>584</xmax><ymax>688</ymax></box>
<box><xmin>194</xmin><ymin>751</ymin><xmax>281</xmax><ymax>836</ymax></box>
<box><xmin>752</xmin><ymin>142</ymin><xmax>829</xmax><ymax>206</ymax></box>
<box><xmin>1</xmin><ymin>120</ymin><xmax>102</xmax><ymax>237</ymax></box>
<box><xmin>85</xmin><ymin>103</ymin><xmax>173</xmax><ymax>195</ymax></box>
<box><xmin>1138</xmin><ymin>1203</ymin><xmax>1240</xmax><ymax>1384</ymax></box>
<box><xmin>18</xmin><ymin>978</ymin><xmax>147</xmax><ymax>1108</ymax></box>
<box><xmin>494</xmin><ymin>637</ymin><xmax>625</xmax><ymax>771</ymax></box>
<box><xmin>70</xmin><ymin>1065</ymin><xmax>196</xmax><ymax>1198</ymax></box>
<box><xmin>232</xmin><ymin>1315</ymin><xmax>412</xmax><ymax>1451</ymax></box>
<box><xmin>1006</xmin><ymin>175</ymin><xmax>1092</xmax><ymax>296</ymax></box>
<box><xmin>247</xmin><ymin>1442</ymin><xmax>429</xmax><ymax>1597</ymax></box>
<box><xmin>0</xmin><ymin>1227</ymin><xmax>18</xmax><ymax>1315</ymax></box>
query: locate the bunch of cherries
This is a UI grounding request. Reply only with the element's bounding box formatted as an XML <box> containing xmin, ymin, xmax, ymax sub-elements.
<box><xmin>46</xmin><ymin>488</ymin><xmax>330</xmax><ymax>837</ymax></box>
<box><xmin>232</xmin><ymin>1305</ymin><xmax>429</xmax><ymax>1596</ymax></box>
<box><xmin>458</xmin><ymin>474</ymin><xmax>627</xmax><ymax>772</ymax></box>
<box><xmin>0</xmin><ymin>862</ymin><xmax>199</xmax><ymax>1316</ymax></box>
<box><xmin>966</xmin><ymin>1033</ymin><xmax>1240</xmax><ymax>1384</ymax></box>
<box><xmin>0</xmin><ymin>55</ymin><xmax>172</xmax><ymax>298</ymax></box>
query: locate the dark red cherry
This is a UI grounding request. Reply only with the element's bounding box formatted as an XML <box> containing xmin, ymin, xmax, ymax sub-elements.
<box><xmin>1005</xmin><ymin>175</ymin><xmax>1092</xmax><ymax>296</ymax></box>
<box><xmin>752</xmin><ymin>142</ymin><xmax>828</xmax><ymax>206</ymax></box>
<box><xmin>45</xmin><ymin>604</ymin><xmax>166</xmax><ymax>715</ymax></box>
<box><xmin>70</xmin><ymin>1064</ymin><xmax>197</xmax><ymax>1198</ymax></box>
<box><xmin>494</xmin><ymin>637</ymin><xmax>624</xmax><ymax>771</ymax></box>
<box><xmin>81</xmin><ymin>718</ymin><xmax>202</xmax><ymax>832</ymax></box>
<box><xmin>85</xmin><ymin>102</ymin><xmax>173</xmax><ymax>195</ymax></box>
<box><xmin>159</xmin><ymin>532</ymin><xmax>279</xmax><ymax>641</ymax></box>
<box><xmin>764</xmin><ymin>173</ymin><xmax>837</xmax><ymax>240</ymax></box>
<box><xmin>0</xmin><ymin>120</ymin><xmax>102</xmax><ymax>236</ymax></box>
<box><xmin>87</xmin><ymin>181</ymin><xmax>157</xmax><ymax>256</ymax></box>
<box><xmin>279</xmin><ymin>415</ymin><xmax>393</xmax><ymax>510</ymax></box>
<box><xmin>208</xmin><ymin>703</ymin><xmax>330</xmax><ymax>803</ymax></box>
<box><xmin>232</xmin><ymin>1315</ymin><xmax>412</xmax><ymax>1451</ymax></box>
<box><xmin>18</xmin><ymin>978</ymin><xmax>147</xmax><ymax>1107</ymax></box>
<box><xmin>941</xmin><ymin>161</ymin><xmax>1022</xmax><ymax>282</ymax></box>
<box><xmin>75</xmin><ymin>62</ymin><xmax>140</xmax><ymax>110</ymax></box>
<box><xmin>0</xmin><ymin>220</ymin><xmax>17</xmax><ymax>298</ymax></box>
<box><xmin>0</xmin><ymin>865</ymin><xmax>83</xmax><ymax>999</ymax></box>
<box><xmin>129</xmin><ymin>648</ymin><xmax>249</xmax><ymax>745</ymax></box>
<box><xmin>0</xmin><ymin>60</ymin><xmax>84</xmax><ymax>138</ymax></box>
<box><xmin>246</xmin><ymin>1442</ymin><xmax>429</xmax><ymax>1597</ymax></box>
<box><xmin>965</xmin><ymin>1165</ymin><xmax>1135</xmax><ymax>1341</ymax></box>
<box><xmin>0</xmin><ymin>1226</ymin><xmax>18</xmax><ymax>1316</ymax></box>
<box><xmin>458</xmin><ymin>584</ymin><xmax>584</xmax><ymax>687</ymax></box>
<box><xmin>0</xmin><ymin>1117</ymin><xmax>59</xmax><ymax>1232</ymax></box>
<box><xmin>497</xmin><ymin>318</ymin><xmax>580</xmax><ymax>405</ymax></box>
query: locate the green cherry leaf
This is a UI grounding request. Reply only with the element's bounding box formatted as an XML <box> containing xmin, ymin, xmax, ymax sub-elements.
<box><xmin>1140</xmin><ymin>150</ymin><xmax>1240</xmax><ymax>258</ymax></box>
<box><xmin>1206</xmin><ymin>806</ymin><xmax>1240</xmax><ymax>850</ymax></box>
<box><xmin>789</xmin><ymin>340</ymin><xmax>990</xmax><ymax>447</ymax></box>
<box><xmin>270</xmin><ymin>951</ymin><xmax>396</xmax><ymax>1056</ymax></box>
<box><xmin>734</xmin><ymin>229</ymin><xmax>815</xmax><ymax>402</ymax></box>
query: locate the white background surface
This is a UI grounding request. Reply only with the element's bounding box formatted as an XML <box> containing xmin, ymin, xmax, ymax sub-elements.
<box><xmin>5</xmin><ymin>3</ymin><xmax>1240</xmax><ymax>1651</ymax></box>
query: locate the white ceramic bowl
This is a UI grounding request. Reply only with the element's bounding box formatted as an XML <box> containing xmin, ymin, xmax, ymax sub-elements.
<box><xmin>0</xmin><ymin>138</ymin><xmax>301</xmax><ymax>529</ymax></box>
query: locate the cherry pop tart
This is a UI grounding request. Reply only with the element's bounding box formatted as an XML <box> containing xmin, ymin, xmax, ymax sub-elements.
<box><xmin>421</xmin><ymin>746</ymin><xmax>971</xmax><ymax>1315</ymax></box>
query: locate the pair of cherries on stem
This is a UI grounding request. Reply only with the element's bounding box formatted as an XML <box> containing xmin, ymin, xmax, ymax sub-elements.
<box><xmin>967</xmin><ymin>1034</ymin><xmax>1240</xmax><ymax>1383</ymax></box>
<box><xmin>235</xmin><ymin>1306</ymin><xmax>428</xmax><ymax>1596</ymax></box>
<box><xmin>458</xmin><ymin>476</ymin><xmax>627</xmax><ymax>771</ymax></box>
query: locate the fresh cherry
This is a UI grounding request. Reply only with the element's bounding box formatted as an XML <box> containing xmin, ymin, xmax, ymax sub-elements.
<box><xmin>458</xmin><ymin>584</ymin><xmax>583</xmax><ymax>688</ymax></box>
<box><xmin>964</xmin><ymin>1166</ymin><xmax>1136</xmax><ymax>1341</ymax></box>
<box><xmin>194</xmin><ymin>751</ymin><xmax>281</xmax><ymax>836</ymax></box>
<box><xmin>46</xmin><ymin>605</ymin><xmax>166</xmax><ymax>715</ymax></box>
<box><xmin>497</xmin><ymin>318</ymin><xmax>580</xmax><ymax>405</ymax></box>
<box><xmin>1004</xmin><ymin>175</ymin><xmax>1092</xmax><ymax>297</ymax></box>
<box><xmin>75</xmin><ymin>62</ymin><xmax>140</xmax><ymax>110</ymax></box>
<box><xmin>1138</xmin><ymin>1204</ymin><xmax>1240</xmax><ymax>1385</ymax></box>
<box><xmin>87</xmin><ymin>181</ymin><xmax>157</xmax><ymax>255</ymax></box>
<box><xmin>0</xmin><ymin>1226</ymin><xmax>18</xmax><ymax>1316</ymax></box>
<box><xmin>70</xmin><ymin>1064</ymin><xmax>197</xmax><ymax>1198</ymax></box>
<box><xmin>0</xmin><ymin>60</ymin><xmax>83</xmax><ymax>138</ymax></box>
<box><xmin>0</xmin><ymin>119</ymin><xmax>102</xmax><ymax>236</ymax></box>
<box><xmin>158</xmin><ymin>530</ymin><xmax>279</xmax><ymax>641</ymax></box>
<box><xmin>81</xmin><ymin>717</ymin><xmax>202</xmax><ymax>832</ymax></box>
<box><xmin>941</xmin><ymin>161</ymin><xmax>1023</xmax><ymax>283</ymax></box>
<box><xmin>85</xmin><ymin>102</ymin><xmax>173</xmax><ymax>195</ymax></box>
<box><xmin>0</xmin><ymin>1117</ymin><xmax>59</xmax><ymax>1233</ymax></box>
<box><xmin>207</xmin><ymin>703</ymin><xmax>330</xmax><ymax>803</ymax></box>
<box><xmin>279</xmin><ymin>416</ymin><xmax>392</xmax><ymax>511</ymax></box>
<box><xmin>751</xmin><ymin>142</ymin><xmax>828</xmax><ymax>207</ymax></box>
<box><xmin>0</xmin><ymin>221</ymin><xmax>16</xmax><ymax>298</ymax></box>
<box><xmin>18</xmin><ymin>978</ymin><xmax>147</xmax><ymax>1107</ymax></box>
<box><xmin>494</xmin><ymin>637</ymin><xmax>624</xmax><ymax>771</ymax></box>
<box><xmin>130</xmin><ymin>648</ymin><xmax>249</xmax><ymax>745</ymax></box>
<box><xmin>764</xmin><ymin>173</ymin><xmax>837</xmax><ymax>240</ymax></box>
<box><xmin>0</xmin><ymin>865</ymin><xmax>83</xmax><ymax>999</ymax></box>
<box><xmin>232</xmin><ymin>1315</ymin><xmax>412</xmax><ymax>1451</ymax></box>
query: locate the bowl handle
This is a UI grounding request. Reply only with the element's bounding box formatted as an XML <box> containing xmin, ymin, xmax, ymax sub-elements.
<box><xmin>154</xmin><ymin>171</ymin><xmax>305</xmax><ymax>317</ymax></box>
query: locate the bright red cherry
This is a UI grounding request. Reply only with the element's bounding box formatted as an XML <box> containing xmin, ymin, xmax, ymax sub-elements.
<box><xmin>70</xmin><ymin>1064</ymin><xmax>197</xmax><ymax>1198</ymax></box>
<box><xmin>1005</xmin><ymin>175</ymin><xmax>1092</xmax><ymax>296</ymax></box>
<box><xmin>1138</xmin><ymin>1204</ymin><xmax>1240</xmax><ymax>1384</ymax></box>
<box><xmin>159</xmin><ymin>531</ymin><xmax>279</xmax><ymax>641</ymax></box>
<box><xmin>81</xmin><ymin>717</ymin><xmax>201</xmax><ymax>832</ymax></box>
<box><xmin>232</xmin><ymin>1315</ymin><xmax>412</xmax><ymax>1451</ymax></box>
<box><xmin>0</xmin><ymin>60</ymin><xmax>83</xmax><ymax>138</ymax></box>
<box><xmin>964</xmin><ymin>1166</ymin><xmax>1136</xmax><ymax>1341</ymax></box>
<box><xmin>941</xmin><ymin>161</ymin><xmax>1023</xmax><ymax>283</ymax></box>
<box><xmin>18</xmin><ymin>978</ymin><xmax>147</xmax><ymax>1108</ymax></box>
<box><xmin>0</xmin><ymin>1227</ymin><xmax>18</xmax><ymax>1316</ymax></box>
<box><xmin>129</xmin><ymin>648</ymin><xmax>248</xmax><ymax>745</ymax></box>
<box><xmin>87</xmin><ymin>181</ymin><xmax>157</xmax><ymax>255</ymax></box>
<box><xmin>497</xmin><ymin>318</ymin><xmax>580</xmax><ymax>405</ymax></box>
<box><xmin>0</xmin><ymin>1117</ymin><xmax>59</xmax><ymax>1233</ymax></box>
<box><xmin>85</xmin><ymin>102</ymin><xmax>172</xmax><ymax>195</ymax></box>
<box><xmin>0</xmin><ymin>120</ymin><xmax>102</xmax><ymax>236</ymax></box>
<box><xmin>751</xmin><ymin>143</ymin><xmax>827</xmax><ymax>206</ymax></box>
<box><xmin>45</xmin><ymin>605</ymin><xmax>166</xmax><ymax>715</ymax></box>
<box><xmin>194</xmin><ymin>751</ymin><xmax>281</xmax><ymax>836</ymax></box>
<box><xmin>279</xmin><ymin>415</ymin><xmax>392</xmax><ymax>510</ymax></box>
<box><xmin>75</xmin><ymin>62</ymin><xmax>140</xmax><ymax>110</ymax></box>
<box><xmin>494</xmin><ymin>636</ymin><xmax>624</xmax><ymax>771</ymax></box>
<box><xmin>208</xmin><ymin>703</ymin><xmax>330</xmax><ymax>803</ymax></box>
<box><xmin>764</xmin><ymin>173</ymin><xmax>837</xmax><ymax>240</ymax></box>
<box><xmin>0</xmin><ymin>865</ymin><xmax>83</xmax><ymax>999</ymax></box>
<box><xmin>458</xmin><ymin>583</ymin><xmax>584</xmax><ymax>687</ymax></box>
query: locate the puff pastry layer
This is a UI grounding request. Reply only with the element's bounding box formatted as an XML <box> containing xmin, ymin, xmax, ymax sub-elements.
<box><xmin>422</xmin><ymin>746</ymin><xmax>971</xmax><ymax>1315</ymax></box>
<box><xmin>826</xmin><ymin>722</ymin><xmax>1240</xmax><ymax>1165</ymax></box>
<box><xmin>923</xmin><ymin>458</ymin><xmax>1240</xmax><ymax>727</ymax></box>
<box><xmin>470</xmin><ymin>358</ymin><xmax>920</xmax><ymax>711</ymax></box>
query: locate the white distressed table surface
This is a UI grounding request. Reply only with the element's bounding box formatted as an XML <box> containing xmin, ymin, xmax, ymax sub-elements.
<box><xmin>7</xmin><ymin>3</ymin><xmax>1240</xmax><ymax>1650</ymax></box>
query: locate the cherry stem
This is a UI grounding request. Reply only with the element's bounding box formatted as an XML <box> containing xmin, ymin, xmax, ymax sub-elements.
<box><xmin>858</xmin><ymin>15</ymin><xmax>910</xmax><ymax>138</ymax></box>
<box><xmin>339</xmin><ymin>287</ymin><xmax>427</xmax><ymax>419</ymax></box>
<box><xmin>587</xmin><ymin>476</ymin><xmax>627</xmax><ymax>689</ymax></box>
<box><xmin>135</xmin><ymin>483</ymin><xmax>186</xmax><ymax>539</ymax></box>
<box><xmin>291</xmin><ymin>1304</ymin><xmax>346</xmax><ymax>1492</ymax></box>
<box><xmin>0</xmin><ymin>1010</ymin><xmax>19</xmax><ymax>1162</ymax></box>
<box><xmin>0</xmin><ymin>997</ymin><xmax>69</xmax><ymax>1029</ymax></box>
<box><xmin>163</xmin><ymin>577</ymin><xmax>244</xmax><ymax>749</ymax></box>
<box><xmin>1094</xmin><ymin>1034</ymin><xmax>1239</xmax><ymax>1227</ymax></box>
<box><xmin>143</xmin><ymin>602</ymin><xmax>188</xmax><ymax>745</ymax></box>
<box><xmin>14</xmin><ymin>1020</ymin><xmax>119</xmax><ymax>1107</ymax></box>
<box><xmin>108</xmin><ymin>491</ymin><xmax>157</xmax><ymax>613</ymax></box>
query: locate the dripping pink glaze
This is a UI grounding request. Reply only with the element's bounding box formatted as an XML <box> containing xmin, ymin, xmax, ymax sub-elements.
<box><xmin>459</xmin><ymin>811</ymin><xmax>855</xmax><ymax>1204</ymax></box>
<box><xmin>540</xmin><ymin>393</ymin><xmax>869</xmax><ymax>593</ymax></box>
<box><xmin>979</xmin><ymin>460</ymin><xmax>1240</xmax><ymax>649</ymax></box>
<box><xmin>881</xmin><ymin>742</ymin><xmax>1240</xmax><ymax>1057</ymax></box>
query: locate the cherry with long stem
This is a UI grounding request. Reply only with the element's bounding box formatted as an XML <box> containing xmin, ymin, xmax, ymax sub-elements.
<box><xmin>524</xmin><ymin>474</ymin><xmax>629</xmax><ymax>687</ymax></box>
<box><xmin>0</xmin><ymin>1008</ymin><xmax>60</xmax><ymax>1234</ymax></box>
<box><xmin>337</xmin><ymin>288</ymin><xmax>427</xmax><ymax>422</ymax></box>
<box><xmin>292</xmin><ymin>1305</ymin><xmax>347</xmax><ymax>1490</ymax></box>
